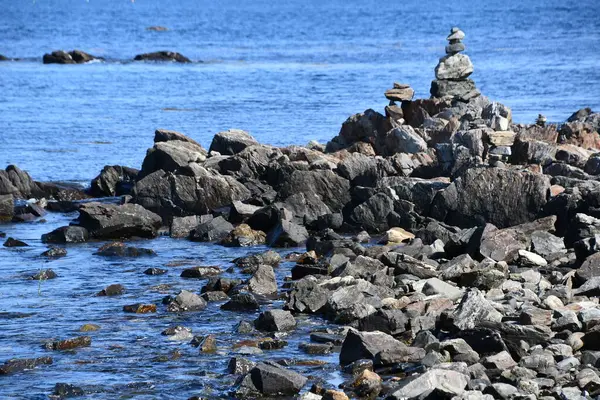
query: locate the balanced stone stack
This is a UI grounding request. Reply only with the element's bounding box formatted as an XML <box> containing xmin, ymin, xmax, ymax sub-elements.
<box><xmin>430</xmin><ymin>27</ymin><xmax>479</xmax><ymax>101</ymax></box>
<box><xmin>384</xmin><ymin>83</ymin><xmax>414</xmax><ymax>123</ymax></box>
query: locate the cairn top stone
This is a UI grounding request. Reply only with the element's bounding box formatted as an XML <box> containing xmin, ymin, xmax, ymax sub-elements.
<box><xmin>447</xmin><ymin>28</ymin><xmax>465</xmax><ymax>41</ymax></box>
<box><xmin>385</xmin><ymin>85</ymin><xmax>415</xmax><ymax>102</ymax></box>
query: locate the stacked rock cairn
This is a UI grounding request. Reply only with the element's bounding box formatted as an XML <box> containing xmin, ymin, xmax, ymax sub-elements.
<box><xmin>384</xmin><ymin>83</ymin><xmax>414</xmax><ymax>125</ymax></box>
<box><xmin>430</xmin><ymin>27</ymin><xmax>479</xmax><ymax>101</ymax></box>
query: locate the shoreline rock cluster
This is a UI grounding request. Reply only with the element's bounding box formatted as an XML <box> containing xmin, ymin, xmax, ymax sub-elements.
<box><xmin>3</xmin><ymin>28</ymin><xmax>600</xmax><ymax>399</ymax></box>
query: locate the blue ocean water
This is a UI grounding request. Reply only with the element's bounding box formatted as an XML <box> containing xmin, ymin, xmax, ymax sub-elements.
<box><xmin>1</xmin><ymin>0</ymin><xmax>599</xmax><ymax>182</ymax></box>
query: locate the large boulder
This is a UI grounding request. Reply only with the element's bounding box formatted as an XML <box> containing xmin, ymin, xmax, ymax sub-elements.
<box><xmin>90</xmin><ymin>165</ymin><xmax>139</xmax><ymax>197</ymax></box>
<box><xmin>0</xmin><ymin>194</ymin><xmax>13</xmax><ymax>222</ymax></box>
<box><xmin>236</xmin><ymin>362</ymin><xmax>307</xmax><ymax>396</ymax></box>
<box><xmin>133</xmin><ymin>51</ymin><xmax>190</xmax><ymax>62</ymax></box>
<box><xmin>326</xmin><ymin>109</ymin><xmax>391</xmax><ymax>153</ymax></box>
<box><xmin>76</xmin><ymin>202</ymin><xmax>162</xmax><ymax>239</ymax></box>
<box><xmin>133</xmin><ymin>168</ymin><xmax>251</xmax><ymax>218</ymax></box>
<box><xmin>388</xmin><ymin>369</ymin><xmax>469</xmax><ymax>399</ymax></box>
<box><xmin>209</xmin><ymin>129</ymin><xmax>259</xmax><ymax>155</ymax></box>
<box><xmin>0</xmin><ymin>165</ymin><xmax>44</xmax><ymax>199</ymax></box>
<box><xmin>278</xmin><ymin>170</ymin><xmax>351</xmax><ymax>213</ymax></box>
<box><xmin>431</xmin><ymin>167</ymin><xmax>550</xmax><ymax>228</ymax></box>
<box><xmin>140</xmin><ymin>140</ymin><xmax>207</xmax><ymax>178</ymax></box>
<box><xmin>339</xmin><ymin>329</ymin><xmax>406</xmax><ymax>366</ymax></box>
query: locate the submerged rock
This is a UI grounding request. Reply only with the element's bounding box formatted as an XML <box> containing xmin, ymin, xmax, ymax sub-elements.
<box><xmin>0</xmin><ymin>357</ymin><xmax>53</xmax><ymax>375</ymax></box>
<box><xmin>43</xmin><ymin>49</ymin><xmax>100</xmax><ymax>64</ymax></box>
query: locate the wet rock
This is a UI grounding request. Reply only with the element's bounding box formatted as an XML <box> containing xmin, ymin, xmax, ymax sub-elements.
<box><xmin>41</xmin><ymin>247</ymin><xmax>67</xmax><ymax>258</ymax></box>
<box><xmin>285</xmin><ymin>278</ymin><xmax>329</xmax><ymax>313</ymax></box>
<box><xmin>388</xmin><ymin>368</ymin><xmax>469</xmax><ymax>399</ymax></box>
<box><xmin>233</xmin><ymin>250</ymin><xmax>281</xmax><ymax>271</ymax></box>
<box><xmin>228</xmin><ymin>357</ymin><xmax>256</xmax><ymax>375</ymax></box>
<box><xmin>299</xmin><ymin>342</ymin><xmax>334</xmax><ymax>355</ymax></box>
<box><xmin>166</xmin><ymin>290</ymin><xmax>207</xmax><ymax>312</ymax></box>
<box><xmin>94</xmin><ymin>242</ymin><xmax>156</xmax><ymax>257</ymax></box>
<box><xmin>358</xmin><ymin>309</ymin><xmax>408</xmax><ymax>336</ymax></box>
<box><xmin>53</xmin><ymin>383</ymin><xmax>85</xmax><ymax>398</ymax></box>
<box><xmin>221</xmin><ymin>223</ymin><xmax>266</xmax><ymax>247</ymax></box>
<box><xmin>180</xmin><ymin>266</ymin><xmax>221</xmax><ymax>279</ymax></box>
<box><xmin>190</xmin><ymin>216</ymin><xmax>234</xmax><ymax>242</ymax></box>
<box><xmin>198</xmin><ymin>334</ymin><xmax>217</xmax><ymax>353</ymax></box>
<box><xmin>322</xmin><ymin>390</ymin><xmax>349</xmax><ymax>400</ymax></box>
<box><xmin>0</xmin><ymin>356</ymin><xmax>53</xmax><ymax>375</ymax></box>
<box><xmin>431</xmin><ymin>167</ymin><xmax>550</xmax><ymax>228</ymax></box>
<box><xmin>248</xmin><ymin>265</ymin><xmax>277</xmax><ymax>295</ymax></box>
<box><xmin>352</xmin><ymin>369</ymin><xmax>382</xmax><ymax>398</ymax></box>
<box><xmin>3</xmin><ymin>237</ymin><xmax>28</xmax><ymax>247</ymax></box>
<box><xmin>90</xmin><ymin>165</ymin><xmax>139</xmax><ymax>197</ymax></box>
<box><xmin>221</xmin><ymin>293</ymin><xmax>260</xmax><ymax>311</ymax></box>
<box><xmin>122</xmin><ymin>303</ymin><xmax>156</xmax><ymax>313</ymax></box>
<box><xmin>45</xmin><ymin>336</ymin><xmax>91</xmax><ymax>351</ymax></box>
<box><xmin>42</xmin><ymin>226</ymin><xmax>89</xmax><ymax>244</ymax></box>
<box><xmin>339</xmin><ymin>329</ymin><xmax>406</xmax><ymax>366</ymax></box>
<box><xmin>43</xmin><ymin>49</ymin><xmax>100</xmax><ymax>64</ymax></box>
<box><xmin>96</xmin><ymin>284</ymin><xmax>125</xmax><ymax>296</ymax></box>
<box><xmin>209</xmin><ymin>129</ymin><xmax>259</xmax><ymax>155</ymax></box>
<box><xmin>79</xmin><ymin>324</ymin><xmax>100</xmax><ymax>332</ymax></box>
<box><xmin>170</xmin><ymin>215</ymin><xmax>212</xmax><ymax>238</ymax></box>
<box><xmin>258</xmin><ymin>338</ymin><xmax>288</xmax><ymax>350</ymax></box>
<box><xmin>254</xmin><ymin>310</ymin><xmax>296</xmax><ymax>332</ymax></box>
<box><xmin>453</xmin><ymin>288</ymin><xmax>503</xmax><ymax>330</ymax></box>
<box><xmin>201</xmin><ymin>291</ymin><xmax>229</xmax><ymax>301</ymax></box>
<box><xmin>28</xmin><ymin>269</ymin><xmax>57</xmax><ymax>280</ymax></box>
<box><xmin>134</xmin><ymin>51</ymin><xmax>191</xmax><ymax>62</ymax></box>
<box><xmin>144</xmin><ymin>267</ymin><xmax>167</xmax><ymax>275</ymax></box>
<box><xmin>76</xmin><ymin>202</ymin><xmax>162</xmax><ymax>239</ymax></box>
<box><xmin>236</xmin><ymin>362</ymin><xmax>307</xmax><ymax>396</ymax></box>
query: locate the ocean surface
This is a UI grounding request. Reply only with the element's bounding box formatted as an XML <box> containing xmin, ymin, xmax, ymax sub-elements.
<box><xmin>1</xmin><ymin>0</ymin><xmax>599</xmax><ymax>183</ymax></box>
<box><xmin>0</xmin><ymin>1</ymin><xmax>599</xmax><ymax>398</ymax></box>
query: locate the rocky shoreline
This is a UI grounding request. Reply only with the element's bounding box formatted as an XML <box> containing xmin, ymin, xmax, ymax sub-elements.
<box><xmin>3</xmin><ymin>28</ymin><xmax>600</xmax><ymax>399</ymax></box>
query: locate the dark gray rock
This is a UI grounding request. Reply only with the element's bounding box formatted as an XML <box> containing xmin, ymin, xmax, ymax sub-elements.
<box><xmin>134</xmin><ymin>51</ymin><xmax>190</xmax><ymax>62</ymax></box>
<box><xmin>3</xmin><ymin>237</ymin><xmax>28</xmax><ymax>247</ymax></box>
<box><xmin>41</xmin><ymin>226</ymin><xmax>89</xmax><ymax>244</ymax></box>
<box><xmin>339</xmin><ymin>329</ymin><xmax>406</xmax><ymax>366</ymax></box>
<box><xmin>233</xmin><ymin>250</ymin><xmax>281</xmax><ymax>272</ymax></box>
<box><xmin>53</xmin><ymin>383</ymin><xmax>85</xmax><ymax>397</ymax></box>
<box><xmin>170</xmin><ymin>214</ymin><xmax>213</xmax><ymax>238</ymax></box>
<box><xmin>0</xmin><ymin>357</ymin><xmax>53</xmax><ymax>375</ymax></box>
<box><xmin>221</xmin><ymin>293</ymin><xmax>259</xmax><ymax>311</ymax></box>
<box><xmin>285</xmin><ymin>278</ymin><xmax>329</xmax><ymax>313</ymax></box>
<box><xmin>41</xmin><ymin>247</ymin><xmax>67</xmax><ymax>258</ymax></box>
<box><xmin>267</xmin><ymin>219</ymin><xmax>308</xmax><ymax>247</ymax></box>
<box><xmin>90</xmin><ymin>165</ymin><xmax>139</xmax><ymax>197</ymax></box>
<box><xmin>43</xmin><ymin>49</ymin><xmax>100</xmax><ymax>64</ymax></box>
<box><xmin>388</xmin><ymin>369</ymin><xmax>469</xmax><ymax>399</ymax></box>
<box><xmin>453</xmin><ymin>288</ymin><xmax>503</xmax><ymax>330</ymax></box>
<box><xmin>190</xmin><ymin>216</ymin><xmax>233</xmax><ymax>242</ymax></box>
<box><xmin>228</xmin><ymin>357</ymin><xmax>256</xmax><ymax>375</ymax></box>
<box><xmin>209</xmin><ymin>129</ymin><xmax>259</xmax><ymax>155</ymax></box>
<box><xmin>254</xmin><ymin>310</ymin><xmax>296</xmax><ymax>332</ymax></box>
<box><xmin>237</xmin><ymin>362</ymin><xmax>307</xmax><ymax>396</ymax></box>
<box><xmin>248</xmin><ymin>265</ymin><xmax>277</xmax><ymax>296</ymax></box>
<box><xmin>166</xmin><ymin>290</ymin><xmax>207</xmax><ymax>312</ymax></box>
<box><xmin>96</xmin><ymin>283</ymin><xmax>125</xmax><ymax>296</ymax></box>
<box><xmin>0</xmin><ymin>194</ymin><xmax>13</xmax><ymax>222</ymax></box>
<box><xmin>76</xmin><ymin>202</ymin><xmax>161</xmax><ymax>239</ymax></box>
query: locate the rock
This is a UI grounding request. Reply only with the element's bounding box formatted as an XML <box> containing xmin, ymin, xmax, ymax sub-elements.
<box><xmin>41</xmin><ymin>247</ymin><xmax>67</xmax><ymax>258</ymax></box>
<box><xmin>453</xmin><ymin>288</ymin><xmax>503</xmax><ymax>330</ymax></box>
<box><xmin>123</xmin><ymin>303</ymin><xmax>156</xmax><ymax>313</ymax></box>
<box><xmin>248</xmin><ymin>265</ymin><xmax>277</xmax><ymax>295</ymax></box>
<box><xmin>90</xmin><ymin>165</ymin><xmax>139</xmax><ymax>197</ymax></box>
<box><xmin>435</xmin><ymin>53</ymin><xmax>474</xmax><ymax>80</ymax></box>
<box><xmin>385</xmin><ymin>85</ymin><xmax>415</xmax><ymax>102</ymax></box>
<box><xmin>517</xmin><ymin>249</ymin><xmax>548</xmax><ymax>267</ymax></box>
<box><xmin>352</xmin><ymin>369</ymin><xmax>382</xmax><ymax>398</ymax></box>
<box><xmin>221</xmin><ymin>293</ymin><xmax>260</xmax><ymax>311</ymax></box>
<box><xmin>79</xmin><ymin>324</ymin><xmax>100</xmax><ymax>332</ymax></box>
<box><xmin>209</xmin><ymin>129</ymin><xmax>259</xmax><ymax>155</ymax></box>
<box><xmin>431</xmin><ymin>167</ymin><xmax>550</xmax><ymax>228</ymax></box>
<box><xmin>133</xmin><ymin>51</ymin><xmax>191</xmax><ymax>62</ymax></box>
<box><xmin>233</xmin><ymin>250</ymin><xmax>281</xmax><ymax>271</ymax></box>
<box><xmin>3</xmin><ymin>237</ymin><xmax>28</xmax><ymax>247</ymax></box>
<box><xmin>482</xmin><ymin>351</ymin><xmax>517</xmax><ymax>370</ymax></box>
<box><xmin>228</xmin><ymin>357</ymin><xmax>256</xmax><ymax>375</ymax></box>
<box><xmin>531</xmin><ymin>230</ymin><xmax>565</xmax><ymax>259</ymax></box>
<box><xmin>299</xmin><ymin>342</ymin><xmax>334</xmax><ymax>355</ymax></box>
<box><xmin>322</xmin><ymin>390</ymin><xmax>349</xmax><ymax>400</ymax></box>
<box><xmin>41</xmin><ymin>226</ymin><xmax>89</xmax><ymax>244</ymax></box>
<box><xmin>198</xmin><ymin>334</ymin><xmax>217</xmax><ymax>353</ymax></box>
<box><xmin>166</xmin><ymin>290</ymin><xmax>207</xmax><ymax>312</ymax></box>
<box><xmin>384</xmin><ymin>227</ymin><xmax>415</xmax><ymax>244</ymax></box>
<box><xmin>431</xmin><ymin>78</ymin><xmax>478</xmax><ymax>100</ymax></box>
<box><xmin>422</xmin><ymin>277</ymin><xmax>463</xmax><ymax>300</ymax></box>
<box><xmin>388</xmin><ymin>369</ymin><xmax>469</xmax><ymax>399</ymax></box>
<box><xmin>339</xmin><ymin>329</ymin><xmax>406</xmax><ymax>366</ymax></box>
<box><xmin>190</xmin><ymin>216</ymin><xmax>234</xmax><ymax>242</ymax></box>
<box><xmin>0</xmin><ymin>357</ymin><xmax>52</xmax><ymax>375</ymax></box>
<box><xmin>96</xmin><ymin>284</ymin><xmax>125</xmax><ymax>296</ymax></box>
<box><xmin>0</xmin><ymin>194</ymin><xmax>13</xmax><ymax>222</ymax></box>
<box><xmin>279</xmin><ymin>170</ymin><xmax>351</xmax><ymax>214</ymax></box>
<box><xmin>28</xmin><ymin>269</ymin><xmax>57</xmax><ymax>280</ymax></box>
<box><xmin>45</xmin><ymin>336</ymin><xmax>91</xmax><ymax>351</ymax></box>
<box><xmin>349</xmin><ymin>193</ymin><xmax>394</xmax><ymax>233</ymax></box>
<box><xmin>140</xmin><ymin>140</ymin><xmax>207</xmax><ymax>177</ymax></box>
<box><xmin>144</xmin><ymin>267</ymin><xmax>167</xmax><ymax>275</ymax></box>
<box><xmin>267</xmin><ymin>219</ymin><xmax>309</xmax><ymax>247</ymax></box>
<box><xmin>146</xmin><ymin>26</ymin><xmax>168</xmax><ymax>31</ymax></box>
<box><xmin>285</xmin><ymin>278</ymin><xmax>329</xmax><ymax>313</ymax></box>
<box><xmin>53</xmin><ymin>383</ymin><xmax>85</xmax><ymax>397</ymax></box>
<box><xmin>384</xmin><ymin>125</ymin><xmax>428</xmax><ymax>154</ymax></box>
<box><xmin>170</xmin><ymin>215</ymin><xmax>212</xmax><ymax>238</ymax></box>
<box><xmin>76</xmin><ymin>202</ymin><xmax>162</xmax><ymax>239</ymax></box>
<box><xmin>93</xmin><ymin>242</ymin><xmax>156</xmax><ymax>257</ymax></box>
<box><xmin>237</xmin><ymin>362</ymin><xmax>307</xmax><ymax>396</ymax></box>
<box><xmin>254</xmin><ymin>310</ymin><xmax>296</xmax><ymax>332</ymax></box>
<box><xmin>337</xmin><ymin>153</ymin><xmax>378</xmax><ymax>186</ymax></box>
<box><xmin>43</xmin><ymin>50</ymin><xmax>100</xmax><ymax>64</ymax></box>
<box><xmin>180</xmin><ymin>266</ymin><xmax>221</xmax><ymax>279</ymax></box>
<box><xmin>221</xmin><ymin>224</ymin><xmax>266</xmax><ymax>247</ymax></box>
